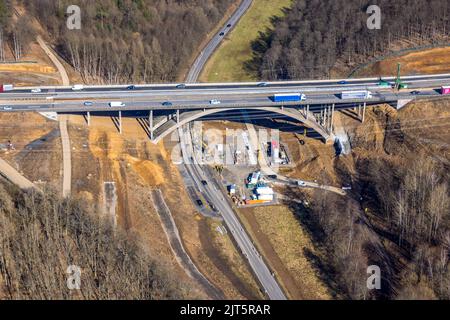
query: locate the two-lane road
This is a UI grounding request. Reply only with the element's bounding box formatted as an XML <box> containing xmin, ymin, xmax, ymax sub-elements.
<box><xmin>186</xmin><ymin>0</ymin><xmax>253</xmax><ymax>83</ymax></box>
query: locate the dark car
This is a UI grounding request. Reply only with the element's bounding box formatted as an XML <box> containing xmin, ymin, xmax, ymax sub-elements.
<box><xmin>127</xmin><ymin>85</ymin><xmax>136</xmax><ymax>90</ymax></box>
<box><xmin>411</xmin><ymin>90</ymin><xmax>421</xmax><ymax>95</ymax></box>
<box><xmin>196</xmin><ymin>200</ymin><xmax>204</xmax><ymax>207</ymax></box>
<box><xmin>338</xmin><ymin>80</ymin><xmax>348</xmax><ymax>85</ymax></box>
<box><xmin>219</xmin><ymin>32</ymin><xmax>225</xmax><ymax>36</ymax></box>
<box><xmin>257</xmin><ymin>82</ymin><xmax>268</xmax><ymax>87</ymax></box>
<box><xmin>227</xmin><ymin>23</ymin><xmax>232</xmax><ymax>28</ymax></box>
<box><xmin>201</xmin><ymin>180</ymin><xmax>208</xmax><ymax>186</ymax></box>
<box><xmin>176</xmin><ymin>84</ymin><xmax>186</xmax><ymax>89</ymax></box>
<box><xmin>162</xmin><ymin>101</ymin><xmax>173</xmax><ymax>107</ymax></box>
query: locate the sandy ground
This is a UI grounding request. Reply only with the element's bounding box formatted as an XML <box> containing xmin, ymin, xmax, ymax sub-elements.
<box><xmin>65</xmin><ymin>114</ymin><xmax>264</xmax><ymax>299</ymax></box>
<box><xmin>356</xmin><ymin>46</ymin><xmax>450</xmax><ymax>77</ymax></box>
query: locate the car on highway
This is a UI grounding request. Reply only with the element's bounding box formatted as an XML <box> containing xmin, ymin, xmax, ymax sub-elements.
<box><xmin>219</xmin><ymin>32</ymin><xmax>225</xmax><ymax>36</ymax></box>
<box><xmin>196</xmin><ymin>199</ymin><xmax>204</xmax><ymax>207</ymax></box>
<box><xmin>162</xmin><ymin>101</ymin><xmax>173</xmax><ymax>107</ymax></box>
<box><xmin>257</xmin><ymin>82</ymin><xmax>268</xmax><ymax>87</ymax></box>
<box><xmin>338</xmin><ymin>80</ymin><xmax>348</xmax><ymax>85</ymax></box>
<box><xmin>201</xmin><ymin>180</ymin><xmax>208</xmax><ymax>186</ymax></box>
<box><xmin>83</xmin><ymin>101</ymin><xmax>93</xmax><ymax>107</ymax></box>
<box><xmin>210</xmin><ymin>99</ymin><xmax>221</xmax><ymax>105</ymax></box>
<box><xmin>127</xmin><ymin>85</ymin><xmax>136</xmax><ymax>90</ymax></box>
<box><xmin>297</xmin><ymin>180</ymin><xmax>307</xmax><ymax>187</ymax></box>
<box><xmin>176</xmin><ymin>84</ymin><xmax>186</xmax><ymax>89</ymax></box>
<box><xmin>411</xmin><ymin>90</ymin><xmax>421</xmax><ymax>95</ymax></box>
<box><xmin>109</xmin><ymin>101</ymin><xmax>126</xmax><ymax>107</ymax></box>
<box><xmin>227</xmin><ymin>23</ymin><xmax>232</xmax><ymax>28</ymax></box>
<box><xmin>72</xmin><ymin>84</ymin><xmax>84</xmax><ymax>91</ymax></box>
<box><xmin>31</xmin><ymin>88</ymin><xmax>42</xmax><ymax>93</ymax></box>
<box><xmin>2</xmin><ymin>106</ymin><xmax>12</xmax><ymax>111</ymax></box>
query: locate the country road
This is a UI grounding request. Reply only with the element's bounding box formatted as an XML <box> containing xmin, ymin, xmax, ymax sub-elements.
<box><xmin>0</xmin><ymin>158</ymin><xmax>40</xmax><ymax>191</ymax></box>
<box><xmin>186</xmin><ymin>0</ymin><xmax>252</xmax><ymax>83</ymax></box>
<box><xmin>150</xmin><ymin>189</ymin><xmax>224</xmax><ymax>299</ymax></box>
<box><xmin>37</xmin><ymin>35</ymin><xmax>72</xmax><ymax>197</ymax></box>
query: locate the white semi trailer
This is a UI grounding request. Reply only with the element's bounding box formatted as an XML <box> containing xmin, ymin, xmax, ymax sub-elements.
<box><xmin>340</xmin><ymin>90</ymin><xmax>372</xmax><ymax>99</ymax></box>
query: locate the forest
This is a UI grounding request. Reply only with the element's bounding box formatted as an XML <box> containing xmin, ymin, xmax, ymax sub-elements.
<box><xmin>7</xmin><ymin>0</ymin><xmax>235</xmax><ymax>83</ymax></box>
<box><xmin>303</xmin><ymin>156</ymin><xmax>449</xmax><ymax>300</ymax></box>
<box><xmin>0</xmin><ymin>181</ymin><xmax>191</xmax><ymax>299</ymax></box>
<box><xmin>252</xmin><ymin>0</ymin><xmax>450</xmax><ymax>80</ymax></box>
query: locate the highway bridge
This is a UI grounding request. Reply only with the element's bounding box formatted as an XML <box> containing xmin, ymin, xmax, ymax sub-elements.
<box><xmin>1</xmin><ymin>73</ymin><xmax>449</xmax><ymax>143</ymax></box>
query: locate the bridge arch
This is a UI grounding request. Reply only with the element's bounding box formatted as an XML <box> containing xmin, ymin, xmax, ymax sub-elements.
<box><xmin>152</xmin><ymin>107</ymin><xmax>333</xmax><ymax>144</ymax></box>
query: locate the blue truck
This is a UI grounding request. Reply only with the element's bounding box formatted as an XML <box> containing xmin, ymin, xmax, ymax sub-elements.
<box><xmin>271</xmin><ymin>93</ymin><xmax>306</xmax><ymax>102</ymax></box>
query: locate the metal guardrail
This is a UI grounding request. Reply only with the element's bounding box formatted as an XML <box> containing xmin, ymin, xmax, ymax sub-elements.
<box><xmin>0</xmin><ymin>60</ymin><xmax>38</xmax><ymax>64</ymax></box>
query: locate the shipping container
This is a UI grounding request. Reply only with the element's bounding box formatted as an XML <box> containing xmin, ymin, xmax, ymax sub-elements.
<box><xmin>257</xmin><ymin>194</ymin><xmax>274</xmax><ymax>201</ymax></box>
<box><xmin>245</xmin><ymin>199</ymin><xmax>269</xmax><ymax>205</ymax></box>
<box><xmin>256</xmin><ymin>187</ymin><xmax>274</xmax><ymax>195</ymax></box>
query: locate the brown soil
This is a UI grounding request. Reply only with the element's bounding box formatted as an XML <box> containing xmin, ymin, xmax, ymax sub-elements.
<box><xmin>357</xmin><ymin>46</ymin><xmax>450</xmax><ymax>77</ymax></box>
<box><xmin>0</xmin><ymin>112</ymin><xmax>61</xmax><ymax>189</ymax></box>
<box><xmin>65</xmin><ymin>114</ymin><xmax>262</xmax><ymax>299</ymax></box>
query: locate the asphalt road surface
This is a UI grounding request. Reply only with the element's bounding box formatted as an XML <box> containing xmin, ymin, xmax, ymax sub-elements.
<box><xmin>0</xmin><ymin>86</ymin><xmax>445</xmax><ymax>113</ymax></box>
<box><xmin>180</xmin><ymin>0</ymin><xmax>287</xmax><ymax>300</ymax></box>
<box><xmin>186</xmin><ymin>0</ymin><xmax>253</xmax><ymax>83</ymax></box>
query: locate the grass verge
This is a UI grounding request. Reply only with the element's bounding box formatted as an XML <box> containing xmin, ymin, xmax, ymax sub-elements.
<box><xmin>200</xmin><ymin>0</ymin><xmax>294</xmax><ymax>82</ymax></box>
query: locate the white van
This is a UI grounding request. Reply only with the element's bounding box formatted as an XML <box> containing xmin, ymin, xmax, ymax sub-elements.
<box><xmin>109</xmin><ymin>102</ymin><xmax>126</xmax><ymax>107</ymax></box>
<box><xmin>72</xmin><ymin>84</ymin><xmax>84</xmax><ymax>91</ymax></box>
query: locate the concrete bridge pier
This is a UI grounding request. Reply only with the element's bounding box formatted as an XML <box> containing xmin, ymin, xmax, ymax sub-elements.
<box><xmin>86</xmin><ymin>111</ymin><xmax>91</xmax><ymax>126</ymax></box>
<box><xmin>362</xmin><ymin>102</ymin><xmax>367</xmax><ymax>123</ymax></box>
<box><xmin>329</xmin><ymin>104</ymin><xmax>335</xmax><ymax>133</ymax></box>
<box><xmin>354</xmin><ymin>103</ymin><xmax>366</xmax><ymax>123</ymax></box>
<box><xmin>119</xmin><ymin>111</ymin><xmax>122</xmax><ymax>134</ymax></box>
<box><xmin>148</xmin><ymin>110</ymin><xmax>154</xmax><ymax>140</ymax></box>
<box><xmin>304</xmin><ymin>105</ymin><xmax>310</xmax><ymax>119</ymax></box>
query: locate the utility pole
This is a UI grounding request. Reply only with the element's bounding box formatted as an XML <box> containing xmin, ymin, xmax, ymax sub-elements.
<box><xmin>394</xmin><ymin>63</ymin><xmax>408</xmax><ymax>91</ymax></box>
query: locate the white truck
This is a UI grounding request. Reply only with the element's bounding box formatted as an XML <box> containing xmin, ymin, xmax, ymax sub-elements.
<box><xmin>109</xmin><ymin>101</ymin><xmax>126</xmax><ymax>107</ymax></box>
<box><xmin>340</xmin><ymin>90</ymin><xmax>372</xmax><ymax>99</ymax></box>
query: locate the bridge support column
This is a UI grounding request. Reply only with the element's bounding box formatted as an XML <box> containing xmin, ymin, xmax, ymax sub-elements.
<box><xmin>149</xmin><ymin>110</ymin><xmax>154</xmax><ymax>140</ymax></box>
<box><xmin>119</xmin><ymin>111</ymin><xmax>122</xmax><ymax>134</ymax></box>
<box><xmin>362</xmin><ymin>102</ymin><xmax>367</xmax><ymax>123</ymax></box>
<box><xmin>305</xmin><ymin>105</ymin><xmax>309</xmax><ymax>119</ymax></box>
<box><xmin>176</xmin><ymin>109</ymin><xmax>180</xmax><ymax>125</ymax></box>
<box><xmin>86</xmin><ymin>111</ymin><xmax>91</xmax><ymax>126</ymax></box>
<box><xmin>330</xmin><ymin>104</ymin><xmax>335</xmax><ymax>133</ymax></box>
